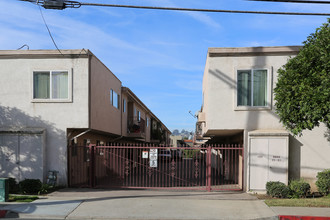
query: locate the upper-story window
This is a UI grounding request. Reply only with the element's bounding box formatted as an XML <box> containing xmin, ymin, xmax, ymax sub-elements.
<box><xmin>137</xmin><ymin>110</ymin><xmax>141</xmax><ymax>121</ymax></box>
<box><xmin>33</xmin><ymin>70</ymin><xmax>70</xmax><ymax>102</ymax></box>
<box><xmin>110</xmin><ymin>89</ymin><xmax>120</xmax><ymax>109</ymax></box>
<box><xmin>236</xmin><ymin>69</ymin><xmax>271</xmax><ymax>109</ymax></box>
<box><xmin>134</xmin><ymin>107</ymin><xmax>141</xmax><ymax>121</ymax></box>
<box><xmin>146</xmin><ymin>117</ymin><xmax>149</xmax><ymax>127</ymax></box>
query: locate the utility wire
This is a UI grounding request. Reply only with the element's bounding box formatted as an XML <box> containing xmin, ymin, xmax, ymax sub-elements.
<box><xmin>18</xmin><ymin>0</ymin><xmax>330</xmax><ymax>16</ymax></box>
<box><xmin>17</xmin><ymin>44</ymin><xmax>30</xmax><ymax>50</ymax></box>
<box><xmin>38</xmin><ymin>5</ymin><xmax>64</xmax><ymax>55</ymax></box>
<box><xmin>247</xmin><ymin>0</ymin><xmax>330</xmax><ymax>4</ymax></box>
<box><xmin>78</xmin><ymin>3</ymin><xmax>330</xmax><ymax>16</ymax></box>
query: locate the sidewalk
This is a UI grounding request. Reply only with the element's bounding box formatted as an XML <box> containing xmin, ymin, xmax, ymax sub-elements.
<box><xmin>0</xmin><ymin>188</ymin><xmax>329</xmax><ymax>219</ymax></box>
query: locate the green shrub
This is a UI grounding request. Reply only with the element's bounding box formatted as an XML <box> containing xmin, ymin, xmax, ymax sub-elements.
<box><xmin>266</xmin><ymin>181</ymin><xmax>290</xmax><ymax>198</ymax></box>
<box><xmin>19</xmin><ymin>179</ymin><xmax>42</xmax><ymax>194</ymax></box>
<box><xmin>289</xmin><ymin>179</ymin><xmax>311</xmax><ymax>198</ymax></box>
<box><xmin>8</xmin><ymin>178</ymin><xmax>20</xmax><ymax>194</ymax></box>
<box><xmin>183</xmin><ymin>149</ymin><xmax>200</xmax><ymax>159</ymax></box>
<box><xmin>38</xmin><ymin>184</ymin><xmax>51</xmax><ymax>195</ymax></box>
<box><xmin>316</xmin><ymin>169</ymin><xmax>330</xmax><ymax>196</ymax></box>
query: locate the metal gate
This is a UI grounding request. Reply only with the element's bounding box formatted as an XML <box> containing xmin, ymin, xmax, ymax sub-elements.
<box><xmin>68</xmin><ymin>144</ymin><xmax>243</xmax><ymax>191</ymax></box>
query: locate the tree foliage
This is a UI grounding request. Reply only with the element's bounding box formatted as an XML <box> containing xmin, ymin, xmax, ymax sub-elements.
<box><xmin>274</xmin><ymin>19</ymin><xmax>330</xmax><ymax>136</ymax></box>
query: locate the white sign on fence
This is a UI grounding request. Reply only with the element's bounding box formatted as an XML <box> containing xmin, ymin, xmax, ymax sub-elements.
<box><xmin>150</xmin><ymin>160</ymin><xmax>157</xmax><ymax>168</ymax></box>
<box><xmin>149</xmin><ymin>149</ymin><xmax>158</xmax><ymax>160</ymax></box>
<box><xmin>142</xmin><ymin>151</ymin><xmax>148</xmax><ymax>159</ymax></box>
<box><xmin>149</xmin><ymin>149</ymin><xmax>158</xmax><ymax>167</ymax></box>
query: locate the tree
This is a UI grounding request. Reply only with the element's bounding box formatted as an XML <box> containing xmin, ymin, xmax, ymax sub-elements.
<box><xmin>172</xmin><ymin>129</ymin><xmax>179</xmax><ymax>135</ymax></box>
<box><xmin>274</xmin><ymin>19</ymin><xmax>330</xmax><ymax>136</ymax></box>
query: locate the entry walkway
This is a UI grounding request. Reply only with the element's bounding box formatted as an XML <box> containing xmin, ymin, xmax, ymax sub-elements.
<box><xmin>0</xmin><ymin>189</ymin><xmax>329</xmax><ymax>219</ymax></box>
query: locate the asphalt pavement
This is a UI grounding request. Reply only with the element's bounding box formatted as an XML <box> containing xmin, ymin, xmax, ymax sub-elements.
<box><xmin>0</xmin><ymin>188</ymin><xmax>329</xmax><ymax>220</ymax></box>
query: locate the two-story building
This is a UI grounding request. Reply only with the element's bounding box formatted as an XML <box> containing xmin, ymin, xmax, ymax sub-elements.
<box><xmin>197</xmin><ymin>46</ymin><xmax>330</xmax><ymax>192</ymax></box>
<box><xmin>0</xmin><ymin>49</ymin><xmax>170</xmax><ymax>185</ymax></box>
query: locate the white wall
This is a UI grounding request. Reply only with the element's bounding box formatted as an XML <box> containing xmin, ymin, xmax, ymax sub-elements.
<box><xmin>205</xmin><ymin>55</ymin><xmax>289</xmax><ymax>132</ymax></box>
<box><xmin>0</xmin><ymin>56</ymin><xmax>89</xmax><ymax>185</ymax></box>
<box><xmin>202</xmin><ymin>47</ymin><xmax>330</xmax><ymax>189</ymax></box>
<box><xmin>290</xmin><ymin>124</ymin><xmax>330</xmax><ymax>189</ymax></box>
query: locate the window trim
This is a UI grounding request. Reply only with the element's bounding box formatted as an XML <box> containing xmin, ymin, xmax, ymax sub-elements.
<box><xmin>110</xmin><ymin>89</ymin><xmax>120</xmax><ymax>109</ymax></box>
<box><xmin>137</xmin><ymin>109</ymin><xmax>141</xmax><ymax>121</ymax></box>
<box><xmin>234</xmin><ymin>67</ymin><xmax>272</xmax><ymax>111</ymax></box>
<box><xmin>31</xmin><ymin>69</ymin><xmax>72</xmax><ymax>103</ymax></box>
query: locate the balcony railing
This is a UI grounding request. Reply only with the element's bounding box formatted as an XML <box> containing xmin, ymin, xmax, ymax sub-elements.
<box><xmin>127</xmin><ymin>117</ymin><xmax>145</xmax><ymax>138</ymax></box>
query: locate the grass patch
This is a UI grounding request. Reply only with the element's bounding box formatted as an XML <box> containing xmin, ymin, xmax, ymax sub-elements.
<box><xmin>264</xmin><ymin>196</ymin><xmax>330</xmax><ymax>207</ymax></box>
<box><xmin>8</xmin><ymin>195</ymin><xmax>39</xmax><ymax>203</ymax></box>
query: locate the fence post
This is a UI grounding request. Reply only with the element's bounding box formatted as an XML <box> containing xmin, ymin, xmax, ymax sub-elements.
<box><xmin>207</xmin><ymin>145</ymin><xmax>212</xmax><ymax>192</ymax></box>
<box><xmin>89</xmin><ymin>144</ymin><xmax>95</xmax><ymax>188</ymax></box>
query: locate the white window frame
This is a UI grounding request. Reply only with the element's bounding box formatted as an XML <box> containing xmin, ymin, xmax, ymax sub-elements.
<box><xmin>110</xmin><ymin>89</ymin><xmax>120</xmax><ymax>109</ymax></box>
<box><xmin>31</xmin><ymin>70</ymin><xmax>72</xmax><ymax>103</ymax></box>
<box><xmin>137</xmin><ymin>110</ymin><xmax>141</xmax><ymax>121</ymax></box>
<box><xmin>134</xmin><ymin>107</ymin><xmax>141</xmax><ymax>121</ymax></box>
<box><xmin>234</xmin><ymin>67</ymin><xmax>272</xmax><ymax>111</ymax></box>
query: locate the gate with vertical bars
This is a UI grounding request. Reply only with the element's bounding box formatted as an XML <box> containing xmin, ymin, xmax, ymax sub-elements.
<box><xmin>68</xmin><ymin>144</ymin><xmax>243</xmax><ymax>191</ymax></box>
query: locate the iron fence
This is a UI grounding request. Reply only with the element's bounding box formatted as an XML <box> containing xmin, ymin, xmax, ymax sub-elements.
<box><xmin>68</xmin><ymin>144</ymin><xmax>243</xmax><ymax>191</ymax></box>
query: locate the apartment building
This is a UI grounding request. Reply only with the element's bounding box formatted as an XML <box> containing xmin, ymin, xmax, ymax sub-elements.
<box><xmin>0</xmin><ymin>49</ymin><xmax>170</xmax><ymax>185</ymax></box>
<box><xmin>196</xmin><ymin>46</ymin><xmax>330</xmax><ymax>191</ymax></box>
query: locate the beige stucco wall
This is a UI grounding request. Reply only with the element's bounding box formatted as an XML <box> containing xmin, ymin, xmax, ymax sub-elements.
<box><xmin>290</xmin><ymin>124</ymin><xmax>330</xmax><ymax>190</ymax></box>
<box><xmin>0</xmin><ymin>55</ymin><xmax>90</xmax><ymax>185</ymax></box>
<box><xmin>205</xmin><ymin>54</ymin><xmax>289</xmax><ymax>131</ymax></box>
<box><xmin>90</xmin><ymin>56</ymin><xmax>122</xmax><ymax>135</ymax></box>
<box><xmin>202</xmin><ymin>47</ymin><xmax>330</xmax><ymax>190</ymax></box>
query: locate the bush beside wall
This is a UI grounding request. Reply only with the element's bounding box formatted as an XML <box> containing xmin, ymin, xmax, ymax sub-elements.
<box><xmin>289</xmin><ymin>179</ymin><xmax>311</xmax><ymax>198</ymax></box>
<box><xmin>266</xmin><ymin>181</ymin><xmax>291</xmax><ymax>198</ymax></box>
<box><xmin>316</xmin><ymin>169</ymin><xmax>330</xmax><ymax>196</ymax></box>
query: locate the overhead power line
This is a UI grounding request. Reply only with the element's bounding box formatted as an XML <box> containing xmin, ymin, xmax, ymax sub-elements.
<box><xmin>79</xmin><ymin>3</ymin><xmax>330</xmax><ymax>16</ymax></box>
<box><xmin>38</xmin><ymin>5</ymin><xmax>64</xmax><ymax>55</ymax></box>
<box><xmin>20</xmin><ymin>0</ymin><xmax>330</xmax><ymax>16</ymax></box>
<box><xmin>247</xmin><ymin>0</ymin><xmax>330</xmax><ymax>4</ymax></box>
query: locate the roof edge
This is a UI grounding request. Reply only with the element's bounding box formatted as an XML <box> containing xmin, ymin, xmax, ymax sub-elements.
<box><xmin>0</xmin><ymin>49</ymin><xmax>91</xmax><ymax>59</ymax></box>
<box><xmin>208</xmin><ymin>46</ymin><xmax>302</xmax><ymax>57</ymax></box>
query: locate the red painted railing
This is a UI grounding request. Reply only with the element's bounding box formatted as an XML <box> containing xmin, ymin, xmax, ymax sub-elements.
<box><xmin>68</xmin><ymin>144</ymin><xmax>243</xmax><ymax>191</ymax></box>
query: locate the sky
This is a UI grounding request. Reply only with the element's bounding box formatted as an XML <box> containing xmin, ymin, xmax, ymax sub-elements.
<box><xmin>0</xmin><ymin>0</ymin><xmax>329</xmax><ymax>133</ymax></box>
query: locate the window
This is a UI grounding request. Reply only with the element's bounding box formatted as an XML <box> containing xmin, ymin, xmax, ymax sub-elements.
<box><xmin>137</xmin><ymin>110</ymin><xmax>141</xmax><ymax>121</ymax></box>
<box><xmin>237</xmin><ymin>69</ymin><xmax>270</xmax><ymax>108</ymax></box>
<box><xmin>123</xmin><ymin>99</ymin><xmax>126</xmax><ymax>112</ymax></box>
<box><xmin>33</xmin><ymin>71</ymin><xmax>70</xmax><ymax>101</ymax></box>
<box><xmin>110</xmin><ymin>89</ymin><xmax>120</xmax><ymax>109</ymax></box>
<box><xmin>134</xmin><ymin>107</ymin><xmax>141</xmax><ymax>121</ymax></box>
<box><xmin>146</xmin><ymin>117</ymin><xmax>149</xmax><ymax>127</ymax></box>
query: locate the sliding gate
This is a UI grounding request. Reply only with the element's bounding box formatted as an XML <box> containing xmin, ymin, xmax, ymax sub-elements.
<box><xmin>68</xmin><ymin>144</ymin><xmax>243</xmax><ymax>191</ymax></box>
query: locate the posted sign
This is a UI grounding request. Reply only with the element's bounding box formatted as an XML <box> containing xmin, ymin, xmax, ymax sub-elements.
<box><xmin>142</xmin><ymin>151</ymin><xmax>148</xmax><ymax>159</ymax></box>
<box><xmin>149</xmin><ymin>149</ymin><xmax>158</xmax><ymax>167</ymax></box>
<box><xmin>150</xmin><ymin>160</ymin><xmax>157</xmax><ymax>168</ymax></box>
